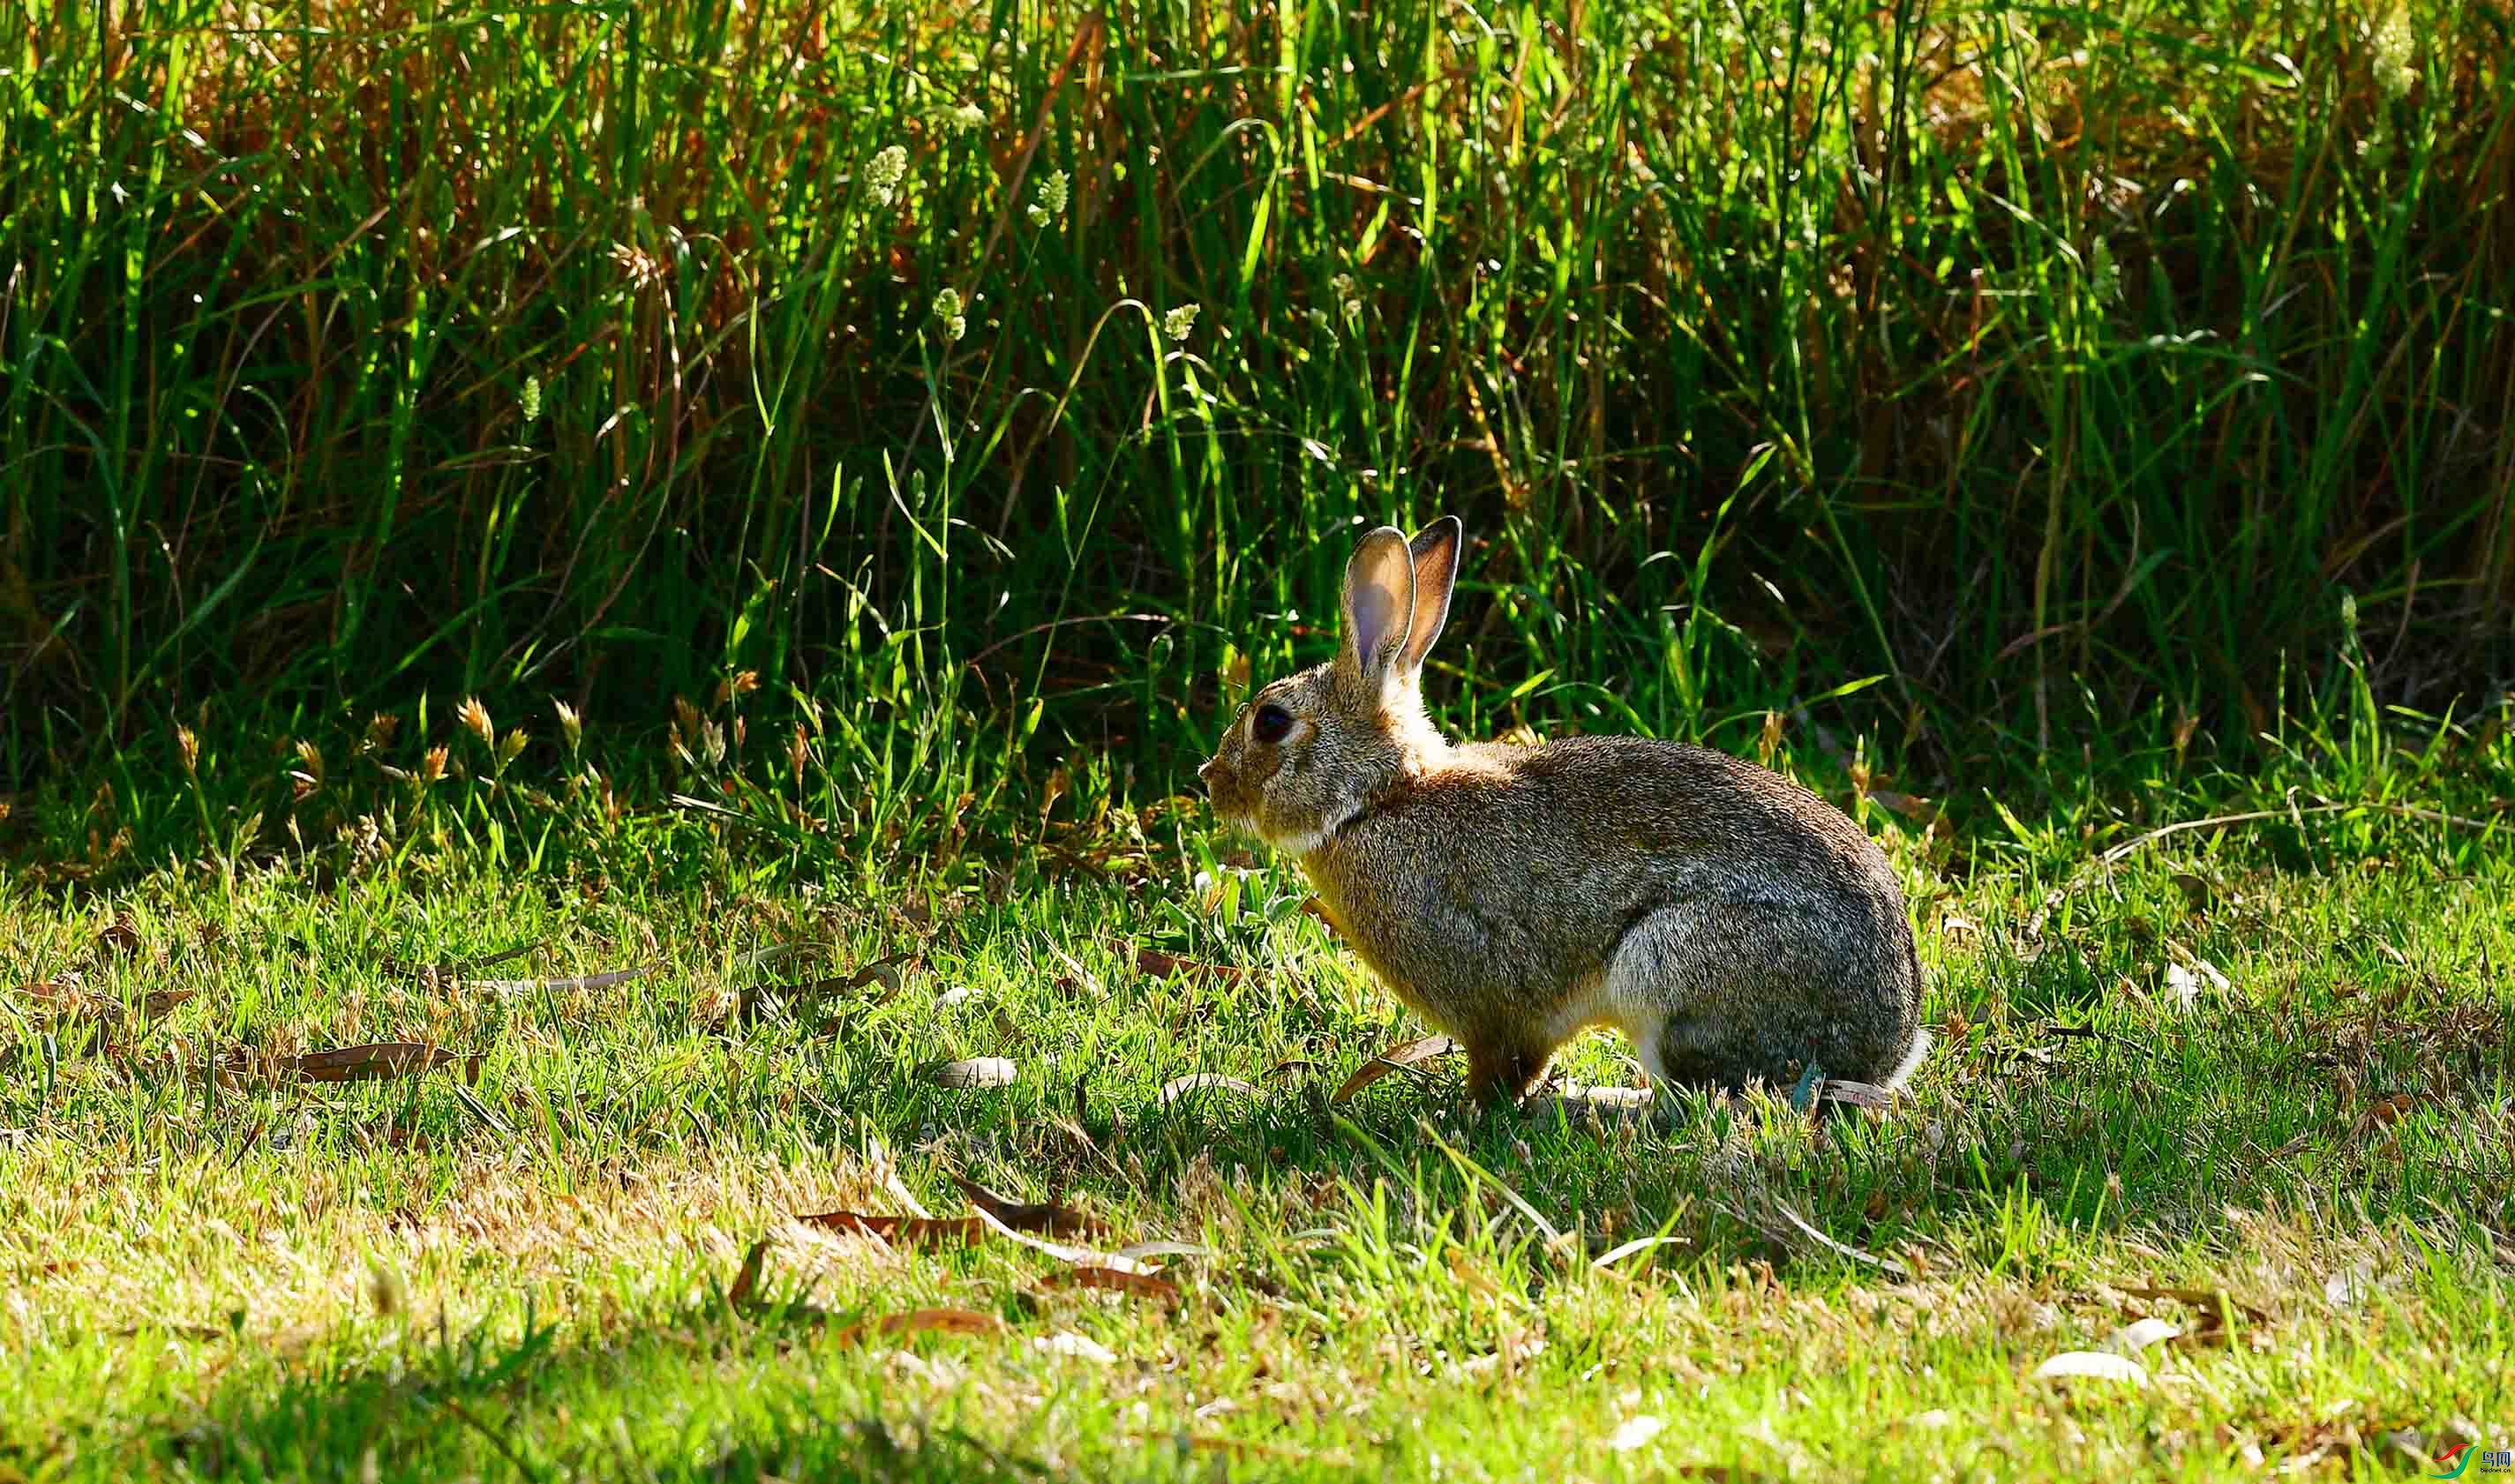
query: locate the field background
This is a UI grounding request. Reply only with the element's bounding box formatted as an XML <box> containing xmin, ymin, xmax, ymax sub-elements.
<box><xmin>4</xmin><ymin>0</ymin><xmax>2514</xmax><ymax>1479</ymax></box>
<box><xmin>6</xmin><ymin>0</ymin><xmax>2513</xmax><ymax>845</ymax></box>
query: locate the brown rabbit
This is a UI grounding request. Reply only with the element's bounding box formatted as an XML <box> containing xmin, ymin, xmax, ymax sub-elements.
<box><xmin>1199</xmin><ymin>517</ymin><xmax>1927</xmax><ymax>1106</ymax></box>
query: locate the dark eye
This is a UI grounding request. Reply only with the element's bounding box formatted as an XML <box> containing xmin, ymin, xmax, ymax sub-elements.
<box><xmin>1251</xmin><ymin>704</ymin><xmax>1294</xmax><ymax>745</ymax></box>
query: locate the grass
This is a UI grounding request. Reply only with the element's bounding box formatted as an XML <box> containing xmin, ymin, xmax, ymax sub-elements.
<box><xmin>4</xmin><ymin>0</ymin><xmax>2513</xmax><ymax>806</ymax></box>
<box><xmin>4</xmin><ymin>698</ymin><xmax>2510</xmax><ymax>1480</ymax></box>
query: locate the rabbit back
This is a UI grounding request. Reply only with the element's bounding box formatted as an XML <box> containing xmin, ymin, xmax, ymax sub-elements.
<box><xmin>1306</xmin><ymin>733</ymin><xmax>1925</xmax><ymax>1090</ymax></box>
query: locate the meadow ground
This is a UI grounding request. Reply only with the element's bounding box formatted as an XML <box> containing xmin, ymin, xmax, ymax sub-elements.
<box><xmin>4</xmin><ymin>728</ymin><xmax>2509</xmax><ymax>1483</ymax></box>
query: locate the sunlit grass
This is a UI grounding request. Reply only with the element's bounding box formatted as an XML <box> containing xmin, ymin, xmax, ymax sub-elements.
<box><xmin>3</xmin><ymin>710</ymin><xmax>2510</xmax><ymax>1478</ymax></box>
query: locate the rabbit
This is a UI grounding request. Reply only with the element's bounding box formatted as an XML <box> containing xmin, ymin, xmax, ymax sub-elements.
<box><xmin>1198</xmin><ymin>516</ymin><xmax>1928</xmax><ymax>1106</ymax></box>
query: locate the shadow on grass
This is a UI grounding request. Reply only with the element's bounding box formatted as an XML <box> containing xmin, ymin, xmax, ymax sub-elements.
<box><xmin>139</xmin><ymin>1303</ymin><xmax>1217</xmax><ymax>1484</ymax></box>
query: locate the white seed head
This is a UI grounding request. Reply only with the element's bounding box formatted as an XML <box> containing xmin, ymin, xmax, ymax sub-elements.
<box><xmin>865</xmin><ymin>144</ymin><xmax>909</xmax><ymax>206</ymax></box>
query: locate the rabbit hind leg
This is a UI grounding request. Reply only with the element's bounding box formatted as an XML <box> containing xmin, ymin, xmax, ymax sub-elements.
<box><xmin>1607</xmin><ymin>901</ymin><xmax>1840</xmax><ymax>1098</ymax></box>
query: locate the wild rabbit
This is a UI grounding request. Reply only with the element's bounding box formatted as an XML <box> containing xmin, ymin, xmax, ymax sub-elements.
<box><xmin>1199</xmin><ymin>517</ymin><xmax>1928</xmax><ymax>1106</ymax></box>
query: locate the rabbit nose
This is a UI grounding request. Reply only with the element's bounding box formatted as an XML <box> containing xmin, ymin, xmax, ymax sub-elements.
<box><xmin>1197</xmin><ymin>758</ymin><xmax>1220</xmax><ymax>788</ymax></box>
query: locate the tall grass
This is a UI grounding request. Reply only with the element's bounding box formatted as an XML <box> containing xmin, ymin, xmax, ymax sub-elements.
<box><xmin>4</xmin><ymin>0</ymin><xmax>2511</xmax><ymax>819</ymax></box>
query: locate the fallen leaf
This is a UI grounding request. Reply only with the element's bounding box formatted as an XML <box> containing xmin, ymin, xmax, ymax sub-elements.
<box><xmin>2170</xmin><ymin>873</ymin><xmax>2213</xmax><ymax>911</ymax></box>
<box><xmin>1608</xmin><ymin>1415</ymin><xmax>1666</xmax><ymax>1451</ymax></box>
<box><xmin>99</xmin><ymin>916</ymin><xmax>141</xmax><ymax>956</ymax></box>
<box><xmin>1134</xmin><ymin>948</ymin><xmax>1244</xmax><ymax>986</ymax></box>
<box><xmin>1158</xmin><ymin>1073</ymin><xmax>1261</xmax><ymax>1106</ymax></box>
<box><xmin>926</xmin><ymin>1057</ymin><xmax>1017</xmax><ymax>1090</ymax></box>
<box><xmin>2324</xmin><ymin>1259</ymin><xmax>2378</xmax><ymax>1308</ymax></box>
<box><xmin>1115</xmin><ymin>1240</ymin><xmax>1212</xmax><ymax>1263</ymax></box>
<box><xmin>2033</xmin><ymin>1350</ymin><xmax>2148</xmax><ymax>1386</ymax></box>
<box><xmin>794</xmin><ymin>1211</ymin><xmax>987</xmax><ymax>1249</ymax></box>
<box><xmin>2350</xmin><ymin>1093</ymin><xmax>2414</xmax><ymax>1137</ymax></box>
<box><xmin>462</xmin><ymin>963</ymin><xmax>659</xmax><ymax>998</ymax></box>
<box><xmin>142</xmin><ymin>990</ymin><xmax>195</xmax><ymax>1018</ymax></box>
<box><xmin>282</xmin><ymin>1043</ymin><xmax>483</xmax><ymax>1084</ymax></box>
<box><xmin>14</xmin><ymin>978</ymin><xmax>116</xmax><ymax>1027</ymax></box>
<box><xmin>385</xmin><ymin>939</ymin><xmax>544</xmax><ymax>982</ymax></box>
<box><xmin>727</xmin><ymin>1236</ymin><xmax>770</xmax><ymax>1309</ymax></box>
<box><xmin>1036</xmin><ymin>1266</ymin><xmax>1182</xmax><ymax>1304</ymax></box>
<box><xmin>1867</xmin><ymin>789</ymin><xmax>1934</xmax><ymax>822</ymax></box>
<box><xmin>1332</xmin><ymin>1035</ymin><xmax>1461</xmax><ymax>1104</ymax></box>
<box><xmin>1590</xmin><ymin>1234</ymin><xmax>1693</xmax><ymax>1270</ymax></box>
<box><xmin>948</xmin><ymin>1175</ymin><xmax>1105</xmax><ymax>1240</ymax></box>
<box><xmin>1940</xmin><ymin>915</ymin><xmax>1982</xmax><ymax>943</ymax></box>
<box><xmin>2105</xmin><ymin>1317</ymin><xmax>2181</xmax><ymax>1354</ymax></box>
<box><xmin>739</xmin><ymin>953</ymin><xmax>908</xmax><ymax>1024</ymax></box>
<box><xmin>2163</xmin><ymin>963</ymin><xmax>2202</xmax><ymax>1012</ymax></box>
<box><xmin>1816</xmin><ymin>1078</ymin><xmax>1899</xmax><ymax>1112</ymax></box>
<box><xmin>967</xmin><ymin>1203</ymin><xmax>1160</xmax><ymax>1275</ymax></box>
<box><xmin>2113</xmin><ymin>1285</ymin><xmax>2271</xmax><ymax>1326</ymax></box>
<box><xmin>830</xmin><ymin>1308</ymin><xmax>1003</xmax><ymax>1348</ymax></box>
<box><xmin>1031</xmin><ymin>1330</ymin><xmax>1116</xmax><ymax>1363</ymax></box>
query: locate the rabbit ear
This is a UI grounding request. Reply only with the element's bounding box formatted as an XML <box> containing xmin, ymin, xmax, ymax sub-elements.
<box><xmin>1339</xmin><ymin>526</ymin><xmax>1416</xmax><ymax>705</ymax></box>
<box><xmin>1397</xmin><ymin>516</ymin><xmax>1462</xmax><ymax>676</ymax></box>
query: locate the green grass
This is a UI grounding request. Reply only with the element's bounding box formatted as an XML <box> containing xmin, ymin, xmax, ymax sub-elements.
<box><xmin>4</xmin><ymin>712</ymin><xmax>2510</xmax><ymax>1480</ymax></box>
<box><xmin>4</xmin><ymin>0</ymin><xmax>2512</xmax><ymax>807</ymax></box>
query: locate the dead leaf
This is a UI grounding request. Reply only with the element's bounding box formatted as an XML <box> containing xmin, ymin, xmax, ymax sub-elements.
<box><xmin>14</xmin><ymin>978</ymin><xmax>116</xmax><ymax>1027</ymax></box>
<box><xmin>1867</xmin><ymin>789</ymin><xmax>1934</xmax><ymax>822</ymax></box>
<box><xmin>926</xmin><ymin>1057</ymin><xmax>1017</xmax><ymax>1090</ymax></box>
<box><xmin>830</xmin><ymin>1308</ymin><xmax>1003</xmax><ymax>1348</ymax></box>
<box><xmin>1332</xmin><ymin>1035</ymin><xmax>1461</xmax><ymax>1104</ymax></box>
<box><xmin>2105</xmin><ymin>1317</ymin><xmax>2181</xmax><ymax>1354</ymax></box>
<box><xmin>98</xmin><ymin>916</ymin><xmax>140</xmax><ymax>956</ymax></box>
<box><xmin>1036</xmin><ymin>1266</ymin><xmax>1183</xmax><ymax>1304</ymax></box>
<box><xmin>2163</xmin><ymin>963</ymin><xmax>2203</xmax><ymax>1012</ymax></box>
<box><xmin>948</xmin><ymin>1175</ymin><xmax>1106</xmax><ymax>1240</ymax></box>
<box><xmin>2113</xmin><ymin>1285</ymin><xmax>2270</xmax><ymax>1325</ymax></box>
<box><xmin>967</xmin><ymin>1203</ymin><xmax>1160</xmax><ymax>1275</ymax></box>
<box><xmin>2170</xmin><ymin>873</ymin><xmax>2213</xmax><ymax>911</ymax></box>
<box><xmin>2032</xmin><ymin>1350</ymin><xmax>2148</xmax><ymax>1386</ymax></box>
<box><xmin>727</xmin><ymin>1236</ymin><xmax>770</xmax><ymax>1309</ymax></box>
<box><xmin>142</xmin><ymin>990</ymin><xmax>195</xmax><ymax>1018</ymax></box>
<box><xmin>464</xmin><ymin>963</ymin><xmax>658</xmax><ymax>996</ymax></box>
<box><xmin>1609</xmin><ymin>1415</ymin><xmax>1666</xmax><ymax>1451</ymax></box>
<box><xmin>739</xmin><ymin>952</ymin><xmax>909</xmax><ymax>1024</ymax></box>
<box><xmin>1158</xmin><ymin>1073</ymin><xmax>1261</xmax><ymax>1106</ymax></box>
<box><xmin>794</xmin><ymin>1211</ymin><xmax>987</xmax><ymax>1249</ymax></box>
<box><xmin>2346</xmin><ymin>1093</ymin><xmax>2417</xmax><ymax>1145</ymax></box>
<box><xmin>1134</xmin><ymin>948</ymin><xmax>1244</xmax><ymax>986</ymax></box>
<box><xmin>282</xmin><ymin>1043</ymin><xmax>483</xmax><ymax>1084</ymax></box>
<box><xmin>1816</xmin><ymin>1078</ymin><xmax>1899</xmax><ymax>1112</ymax></box>
<box><xmin>2324</xmin><ymin>1259</ymin><xmax>2379</xmax><ymax>1308</ymax></box>
<box><xmin>385</xmin><ymin>939</ymin><xmax>544</xmax><ymax>982</ymax></box>
<box><xmin>1030</xmin><ymin>1330</ymin><xmax>1116</xmax><ymax>1363</ymax></box>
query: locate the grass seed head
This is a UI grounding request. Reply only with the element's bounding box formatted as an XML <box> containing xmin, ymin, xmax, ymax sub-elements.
<box><xmin>456</xmin><ymin>697</ymin><xmax>494</xmax><ymax>749</ymax></box>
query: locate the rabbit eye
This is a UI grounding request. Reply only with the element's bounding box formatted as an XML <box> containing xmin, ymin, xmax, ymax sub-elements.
<box><xmin>1251</xmin><ymin>704</ymin><xmax>1295</xmax><ymax>745</ymax></box>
